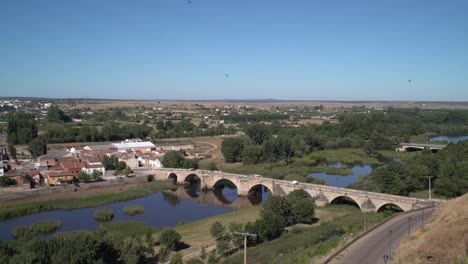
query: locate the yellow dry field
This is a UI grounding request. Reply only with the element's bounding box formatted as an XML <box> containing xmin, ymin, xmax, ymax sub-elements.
<box><xmin>59</xmin><ymin>100</ymin><xmax>468</xmax><ymax>111</ymax></box>
<box><xmin>393</xmin><ymin>194</ymin><xmax>468</xmax><ymax>264</ymax></box>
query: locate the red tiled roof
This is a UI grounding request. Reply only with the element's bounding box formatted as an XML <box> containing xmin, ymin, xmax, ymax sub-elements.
<box><xmin>61</xmin><ymin>161</ymin><xmax>85</xmax><ymax>169</ymax></box>
<box><xmin>29</xmin><ymin>170</ymin><xmax>41</xmax><ymax>176</ymax></box>
<box><xmin>47</xmin><ymin>171</ymin><xmax>74</xmax><ymax>177</ymax></box>
<box><xmin>85</xmin><ymin>163</ymin><xmax>104</xmax><ymax>168</ymax></box>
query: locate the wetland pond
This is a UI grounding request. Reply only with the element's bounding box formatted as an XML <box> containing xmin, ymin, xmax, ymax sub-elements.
<box><xmin>309</xmin><ymin>163</ymin><xmax>373</xmax><ymax>187</ymax></box>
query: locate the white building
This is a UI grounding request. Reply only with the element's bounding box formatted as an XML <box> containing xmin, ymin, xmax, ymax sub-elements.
<box><xmin>112</xmin><ymin>141</ymin><xmax>156</xmax><ymax>152</ymax></box>
<box><xmin>148</xmin><ymin>157</ymin><xmax>163</xmax><ymax>169</ymax></box>
<box><xmin>81</xmin><ymin>164</ymin><xmax>106</xmax><ymax>176</ymax></box>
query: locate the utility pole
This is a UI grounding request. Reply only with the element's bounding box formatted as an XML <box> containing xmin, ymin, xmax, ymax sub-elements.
<box><xmin>426</xmin><ymin>176</ymin><xmax>434</xmax><ymax>200</ymax></box>
<box><xmin>232</xmin><ymin>232</ymin><xmax>257</xmax><ymax>264</ymax></box>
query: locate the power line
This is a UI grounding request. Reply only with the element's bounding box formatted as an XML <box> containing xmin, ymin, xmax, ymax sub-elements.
<box><xmin>232</xmin><ymin>232</ymin><xmax>257</xmax><ymax>264</ymax></box>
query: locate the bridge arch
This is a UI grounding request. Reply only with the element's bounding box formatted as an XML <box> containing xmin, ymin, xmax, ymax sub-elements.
<box><xmin>212</xmin><ymin>179</ymin><xmax>238</xmax><ymax>203</ymax></box>
<box><xmin>184</xmin><ymin>174</ymin><xmax>201</xmax><ymax>185</ymax></box>
<box><xmin>248</xmin><ymin>184</ymin><xmax>272</xmax><ymax>195</ymax></box>
<box><xmin>360</xmin><ymin>198</ymin><xmax>376</xmax><ymax>212</ymax></box>
<box><xmin>213</xmin><ymin>178</ymin><xmax>238</xmax><ymax>190</ymax></box>
<box><xmin>377</xmin><ymin>203</ymin><xmax>404</xmax><ymax>213</ymax></box>
<box><xmin>329</xmin><ymin>195</ymin><xmax>361</xmax><ymax>209</ymax></box>
<box><xmin>168</xmin><ymin>173</ymin><xmax>178</xmax><ymax>184</ymax></box>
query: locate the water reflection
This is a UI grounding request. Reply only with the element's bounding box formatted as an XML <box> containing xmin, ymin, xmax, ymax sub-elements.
<box><xmin>0</xmin><ymin>185</ymin><xmax>270</xmax><ymax>241</ymax></box>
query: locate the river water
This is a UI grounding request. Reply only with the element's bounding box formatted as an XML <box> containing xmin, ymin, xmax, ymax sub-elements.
<box><xmin>430</xmin><ymin>135</ymin><xmax>468</xmax><ymax>143</ymax></box>
<box><xmin>309</xmin><ymin>163</ymin><xmax>373</xmax><ymax>188</ymax></box>
<box><xmin>0</xmin><ymin>185</ymin><xmax>269</xmax><ymax>241</ymax></box>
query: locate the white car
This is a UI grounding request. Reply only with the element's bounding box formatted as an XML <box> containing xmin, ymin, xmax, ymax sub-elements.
<box><xmin>291</xmin><ymin>180</ymin><xmax>298</xmax><ymax>185</ymax></box>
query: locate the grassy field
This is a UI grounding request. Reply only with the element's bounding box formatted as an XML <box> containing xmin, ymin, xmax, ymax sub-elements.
<box><xmin>298</xmin><ymin>148</ymin><xmax>381</xmax><ymax>165</ymax></box>
<box><xmin>222</xmin><ymin>207</ymin><xmax>388</xmax><ymax>264</ymax></box>
<box><xmin>377</xmin><ymin>150</ymin><xmax>419</xmax><ymax>161</ymax></box>
<box><xmin>156</xmin><ymin>205</ymin><xmax>357</xmax><ymax>259</ymax></box>
<box><xmin>408</xmin><ymin>190</ymin><xmax>447</xmax><ymax>200</ymax></box>
<box><xmin>409</xmin><ymin>132</ymin><xmax>437</xmax><ymax>143</ymax></box>
<box><xmin>0</xmin><ymin>181</ymin><xmax>175</xmax><ymax>220</ymax></box>
<box><xmin>98</xmin><ymin>221</ymin><xmax>157</xmax><ymax>237</ymax></box>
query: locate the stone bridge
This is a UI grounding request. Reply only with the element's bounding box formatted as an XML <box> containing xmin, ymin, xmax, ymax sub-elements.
<box><xmin>151</xmin><ymin>168</ymin><xmax>440</xmax><ymax>212</ymax></box>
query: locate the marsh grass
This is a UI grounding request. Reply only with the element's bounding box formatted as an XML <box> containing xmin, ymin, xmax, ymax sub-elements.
<box><xmin>123</xmin><ymin>205</ymin><xmax>145</xmax><ymax>215</ymax></box>
<box><xmin>94</xmin><ymin>209</ymin><xmax>114</xmax><ymax>222</ymax></box>
<box><xmin>0</xmin><ymin>181</ymin><xmax>175</xmax><ymax>220</ymax></box>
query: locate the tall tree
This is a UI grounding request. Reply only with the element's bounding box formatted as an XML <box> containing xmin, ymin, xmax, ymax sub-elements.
<box><xmin>221</xmin><ymin>138</ymin><xmax>244</xmax><ymax>163</ymax></box>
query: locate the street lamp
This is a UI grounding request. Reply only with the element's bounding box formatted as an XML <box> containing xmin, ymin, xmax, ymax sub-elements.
<box><xmin>408</xmin><ymin>216</ymin><xmax>412</xmax><ymax>235</ymax></box>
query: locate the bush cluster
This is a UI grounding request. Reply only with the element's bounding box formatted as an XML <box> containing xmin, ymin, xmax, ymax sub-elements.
<box><xmin>94</xmin><ymin>209</ymin><xmax>114</xmax><ymax>222</ymax></box>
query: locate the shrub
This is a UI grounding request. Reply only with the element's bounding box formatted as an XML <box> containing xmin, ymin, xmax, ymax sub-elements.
<box><xmin>30</xmin><ymin>220</ymin><xmax>62</xmax><ymax>234</ymax></box>
<box><xmin>94</xmin><ymin>209</ymin><xmax>114</xmax><ymax>222</ymax></box>
<box><xmin>98</xmin><ymin>221</ymin><xmax>157</xmax><ymax>237</ymax></box>
<box><xmin>147</xmin><ymin>175</ymin><xmax>154</xmax><ymax>182</ymax></box>
<box><xmin>159</xmin><ymin>228</ymin><xmax>181</xmax><ymax>251</ymax></box>
<box><xmin>11</xmin><ymin>226</ymin><xmax>32</xmax><ymax>239</ymax></box>
<box><xmin>123</xmin><ymin>205</ymin><xmax>145</xmax><ymax>216</ymax></box>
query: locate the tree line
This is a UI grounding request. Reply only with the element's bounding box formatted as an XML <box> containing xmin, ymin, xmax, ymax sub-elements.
<box><xmin>350</xmin><ymin>141</ymin><xmax>468</xmax><ymax>198</ymax></box>
<box><xmin>209</xmin><ymin>190</ymin><xmax>316</xmax><ymax>258</ymax></box>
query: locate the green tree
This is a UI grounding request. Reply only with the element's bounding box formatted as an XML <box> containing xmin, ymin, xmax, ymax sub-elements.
<box><xmin>262</xmin><ymin>195</ymin><xmax>292</xmax><ymax>225</ymax></box>
<box><xmin>286</xmin><ymin>189</ymin><xmax>316</xmax><ymax>224</ymax></box>
<box><xmin>159</xmin><ymin>246</ymin><xmax>170</xmax><ymax>263</ymax></box>
<box><xmin>146</xmin><ymin>175</ymin><xmax>154</xmax><ymax>182</ymax></box>
<box><xmin>209</xmin><ymin>221</ymin><xmax>225</xmax><ymax>240</ymax></box>
<box><xmin>216</xmin><ymin>237</ymin><xmax>229</xmax><ymax>257</ymax></box>
<box><xmin>162</xmin><ymin>151</ymin><xmax>185</xmax><ymax>168</ymax></box>
<box><xmin>170</xmin><ymin>253</ymin><xmax>183</xmax><ymax>264</ymax></box>
<box><xmin>241</xmin><ymin>144</ymin><xmax>263</xmax><ymax>164</ymax></box>
<box><xmin>47</xmin><ymin>105</ymin><xmax>69</xmax><ymax>122</ymax></box>
<box><xmin>77</xmin><ymin>172</ymin><xmax>91</xmax><ymax>182</ymax></box>
<box><xmin>28</xmin><ymin>137</ymin><xmax>47</xmax><ymax>158</ymax></box>
<box><xmin>0</xmin><ymin>177</ymin><xmax>17</xmax><ymax>187</ymax></box>
<box><xmin>244</xmin><ymin>123</ymin><xmax>272</xmax><ymax>145</ymax></box>
<box><xmin>200</xmin><ymin>246</ymin><xmax>207</xmax><ymax>260</ymax></box>
<box><xmin>221</xmin><ymin>138</ymin><xmax>244</xmax><ymax>163</ymax></box>
<box><xmin>123</xmin><ymin>166</ymin><xmax>132</xmax><ymax>176</ymax></box>
<box><xmin>7</xmin><ymin>144</ymin><xmax>17</xmax><ymax>159</ymax></box>
<box><xmin>159</xmin><ymin>228</ymin><xmax>181</xmax><ymax>251</ymax></box>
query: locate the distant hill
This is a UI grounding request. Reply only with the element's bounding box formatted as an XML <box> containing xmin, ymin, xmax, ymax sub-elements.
<box><xmin>393</xmin><ymin>194</ymin><xmax>468</xmax><ymax>263</ymax></box>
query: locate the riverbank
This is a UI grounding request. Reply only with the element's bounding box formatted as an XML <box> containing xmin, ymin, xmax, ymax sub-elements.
<box><xmin>223</xmin><ymin>163</ymin><xmax>325</xmax><ymax>184</ymax></box>
<box><xmin>0</xmin><ymin>181</ymin><xmax>176</xmax><ymax>220</ymax></box>
<box><xmin>158</xmin><ymin>204</ymin><xmax>364</xmax><ymax>260</ymax></box>
<box><xmin>222</xmin><ymin>207</ymin><xmax>388</xmax><ymax>264</ymax></box>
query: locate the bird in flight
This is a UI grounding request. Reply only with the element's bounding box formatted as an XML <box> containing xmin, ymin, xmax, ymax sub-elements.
<box><xmin>408</xmin><ymin>79</ymin><xmax>411</xmax><ymax>83</ymax></box>
<box><xmin>225</xmin><ymin>74</ymin><xmax>229</xmax><ymax>78</ymax></box>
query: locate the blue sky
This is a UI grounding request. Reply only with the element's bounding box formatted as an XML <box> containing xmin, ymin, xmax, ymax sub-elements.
<box><xmin>1</xmin><ymin>0</ymin><xmax>467</xmax><ymax>101</ymax></box>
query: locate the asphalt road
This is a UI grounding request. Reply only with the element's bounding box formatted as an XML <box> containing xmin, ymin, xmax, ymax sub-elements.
<box><xmin>328</xmin><ymin>208</ymin><xmax>435</xmax><ymax>264</ymax></box>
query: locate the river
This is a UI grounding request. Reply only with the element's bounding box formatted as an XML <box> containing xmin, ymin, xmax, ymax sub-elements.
<box><xmin>430</xmin><ymin>135</ymin><xmax>468</xmax><ymax>143</ymax></box>
<box><xmin>0</xmin><ymin>185</ymin><xmax>269</xmax><ymax>241</ymax></box>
